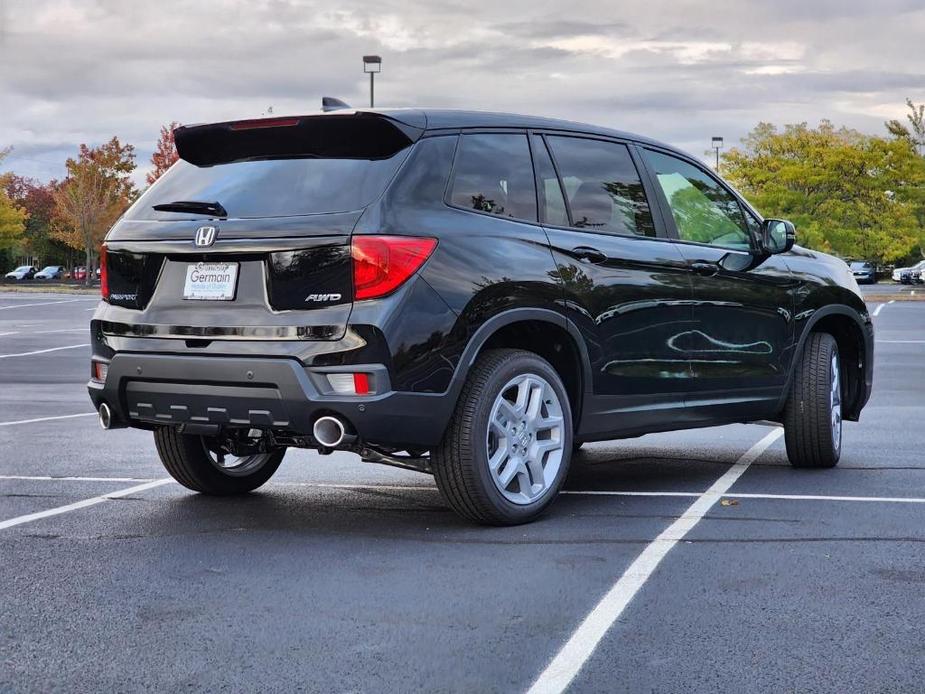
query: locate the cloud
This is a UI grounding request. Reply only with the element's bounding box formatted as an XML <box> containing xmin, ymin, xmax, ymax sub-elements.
<box><xmin>0</xmin><ymin>0</ymin><xmax>923</xmax><ymax>184</ymax></box>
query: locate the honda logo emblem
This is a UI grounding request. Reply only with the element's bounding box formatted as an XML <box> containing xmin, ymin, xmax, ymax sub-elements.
<box><xmin>194</xmin><ymin>226</ymin><xmax>217</xmax><ymax>247</ymax></box>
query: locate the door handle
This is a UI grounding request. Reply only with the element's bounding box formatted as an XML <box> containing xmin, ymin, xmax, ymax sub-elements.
<box><xmin>571</xmin><ymin>246</ymin><xmax>607</xmax><ymax>264</ymax></box>
<box><xmin>690</xmin><ymin>261</ymin><xmax>719</xmax><ymax>277</ymax></box>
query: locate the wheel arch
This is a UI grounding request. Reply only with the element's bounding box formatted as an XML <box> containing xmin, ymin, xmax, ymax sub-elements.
<box><xmin>449</xmin><ymin>309</ymin><xmax>591</xmax><ymax>430</ymax></box>
<box><xmin>782</xmin><ymin>305</ymin><xmax>873</xmax><ymax>421</ymax></box>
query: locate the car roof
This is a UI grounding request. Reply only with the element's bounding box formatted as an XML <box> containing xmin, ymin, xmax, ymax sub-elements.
<box><xmin>369</xmin><ymin>108</ymin><xmax>678</xmax><ymax>152</ymax></box>
<box><xmin>177</xmin><ymin>108</ymin><xmax>693</xmax><ymax>163</ymax></box>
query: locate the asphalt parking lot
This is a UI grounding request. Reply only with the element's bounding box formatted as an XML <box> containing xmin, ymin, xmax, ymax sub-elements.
<box><xmin>2</xmin><ymin>291</ymin><xmax>924</xmax><ymax>692</ymax></box>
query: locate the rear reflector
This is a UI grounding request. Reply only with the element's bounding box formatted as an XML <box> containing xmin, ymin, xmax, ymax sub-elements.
<box><xmin>352</xmin><ymin>236</ymin><xmax>437</xmax><ymax>300</ymax></box>
<box><xmin>353</xmin><ymin>372</ymin><xmax>370</xmax><ymax>395</ymax></box>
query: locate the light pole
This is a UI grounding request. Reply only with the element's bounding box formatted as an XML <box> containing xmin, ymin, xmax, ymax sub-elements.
<box><xmin>363</xmin><ymin>55</ymin><xmax>381</xmax><ymax>108</ymax></box>
<box><xmin>711</xmin><ymin>136</ymin><xmax>724</xmax><ymax>174</ymax></box>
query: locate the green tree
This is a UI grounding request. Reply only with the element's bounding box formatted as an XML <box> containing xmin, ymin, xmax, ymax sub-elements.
<box><xmin>886</xmin><ymin>98</ymin><xmax>925</xmax><ymax>156</ymax></box>
<box><xmin>721</xmin><ymin>120</ymin><xmax>925</xmax><ymax>264</ymax></box>
<box><xmin>3</xmin><ymin>174</ymin><xmax>64</xmax><ymax>263</ymax></box>
<box><xmin>0</xmin><ymin>148</ymin><xmax>28</xmax><ymax>255</ymax></box>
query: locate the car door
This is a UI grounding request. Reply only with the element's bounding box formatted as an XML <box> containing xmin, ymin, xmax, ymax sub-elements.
<box><xmin>533</xmin><ymin>133</ymin><xmax>695</xmax><ymax>438</ymax></box>
<box><xmin>638</xmin><ymin>146</ymin><xmax>795</xmax><ymax>416</ymax></box>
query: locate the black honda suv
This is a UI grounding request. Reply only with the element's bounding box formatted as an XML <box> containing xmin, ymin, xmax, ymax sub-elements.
<box><xmin>88</xmin><ymin>109</ymin><xmax>874</xmax><ymax>525</ymax></box>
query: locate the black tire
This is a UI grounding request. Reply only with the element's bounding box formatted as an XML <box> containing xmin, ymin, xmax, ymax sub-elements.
<box><xmin>783</xmin><ymin>332</ymin><xmax>842</xmax><ymax>468</ymax></box>
<box><xmin>432</xmin><ymin>349</ymin><xmax>573</xmax><ymax>525</ymax></box>
<box><xmin>153</xmin><ymin>427</ymin><xmax>285</xmax><ymax>494</ymax></box>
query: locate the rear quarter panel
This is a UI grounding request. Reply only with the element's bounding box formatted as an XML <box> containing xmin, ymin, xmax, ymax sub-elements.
<box><xmin>359</xmin><ymin>134</ymin><xmax>564</xmax><ymax>394</ymax></box>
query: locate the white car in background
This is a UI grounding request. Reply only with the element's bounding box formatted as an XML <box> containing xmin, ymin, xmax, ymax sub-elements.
<box><xmin>4</xmin><ymin>265</ymin><xmax>37</xmax><ymax>281</ymax></box>
<box><xmin>892</xmin><ymin>260</ymin><xmax>925</xmax><ymax>284</ymax></box>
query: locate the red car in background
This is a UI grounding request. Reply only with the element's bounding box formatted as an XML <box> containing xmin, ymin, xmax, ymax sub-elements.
<box><xmin>72</xmin><ymin>266</ymin><xmax>88</xmax><ymax>281</ymax></box>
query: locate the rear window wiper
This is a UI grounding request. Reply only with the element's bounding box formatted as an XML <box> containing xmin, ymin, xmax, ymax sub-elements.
<box><xmin>152</xmin><ymin>200</ymin><xmax>228</xmax><ymax>217</ymax></box>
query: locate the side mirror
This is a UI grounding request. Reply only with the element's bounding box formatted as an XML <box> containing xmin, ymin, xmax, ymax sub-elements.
<box><xmin>759</xmin><ymin>219</ymin><xmax>795</xmax><ymax>255</ymax></box>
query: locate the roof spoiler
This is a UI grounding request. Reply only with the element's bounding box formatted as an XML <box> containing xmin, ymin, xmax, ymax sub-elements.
<box><xmin>173</xmin><ymin>112</ymin><xmax>423</xmax><ymax>166</ymax></box>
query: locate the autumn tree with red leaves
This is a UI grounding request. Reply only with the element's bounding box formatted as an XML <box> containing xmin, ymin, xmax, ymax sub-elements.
<box><xmin>52</xmin><ymin>138</ymin><xmax>137</xmax><ymax>284</ymax></box>
<box><xmin>147</xmin><ymin>122</ymin><xmax>180</xmax><ymax>185</ymax></box>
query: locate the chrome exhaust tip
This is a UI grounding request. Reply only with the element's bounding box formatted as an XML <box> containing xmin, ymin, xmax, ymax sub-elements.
<box><xmin>313</xmin><ymin>416</ymin><xmax>348</xmax><ymax>448</ymax></box>
<box><xmin>98</xmin><ymin>402</ymin><xmax>113</xmax><ymax>430</ymax></box>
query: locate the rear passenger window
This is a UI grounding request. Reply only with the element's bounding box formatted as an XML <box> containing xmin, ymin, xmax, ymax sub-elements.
<box><xmin>545</xmin><ymin>136</ymin><xmax>656</xmax><ymax>237</ymax></box>
<box><xmin>449</xmin><ymin>134</ymin><xmax>537</xmax><ymax>222</ymax></box>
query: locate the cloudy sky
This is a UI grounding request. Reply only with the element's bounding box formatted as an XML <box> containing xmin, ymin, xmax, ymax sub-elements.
<box><xmin>1</xmin><ymin>0</ymin><xmax>923</xmax><ymax>184</ymax></box>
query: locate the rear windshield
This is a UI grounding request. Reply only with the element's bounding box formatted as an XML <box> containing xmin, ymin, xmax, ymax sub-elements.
<box><xmin>849</xmin><ymin>261</ymin><xmax>871</xmax><ymax>269</ymax></box>
<box><xmin>127</xmin><ymin>150</ymin><xmax>411</xmax><ymax>221</ymax></box>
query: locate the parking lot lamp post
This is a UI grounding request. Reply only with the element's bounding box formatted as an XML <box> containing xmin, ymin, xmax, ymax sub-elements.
<box><xmin>712</xmin><ymin>136</ymin><xmax>724</xmax><ymax>174</ymax></box>
<box><xmin>363</xmin><ymin>55</ymin><xmax>382</xmax><ymax>108</ymax></box>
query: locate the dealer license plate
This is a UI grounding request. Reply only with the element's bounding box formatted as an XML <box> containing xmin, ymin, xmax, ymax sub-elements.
<box><xmin>183</xmin><ymin>262</ymin><xmax>239</xmax><ymax>301</ymax></box>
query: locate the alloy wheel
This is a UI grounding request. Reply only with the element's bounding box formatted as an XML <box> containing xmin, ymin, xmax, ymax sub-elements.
<box><xmin>486</xmin><ymin>373</ymin><xmax>565</xmax><ymax>505</ymax></box>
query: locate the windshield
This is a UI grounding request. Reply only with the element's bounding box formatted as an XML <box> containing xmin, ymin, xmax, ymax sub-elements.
<box><xmin>14</xmin><ymin>266</ymin><xmax>31</xmax><ymax>272</ymax></box>
<box><xmin>849</xmin><ymin>262</ymin><xmax>870</xmax><ymax>269</ymax></box>
<box><xmin>126</xmin><ymin>150</ymin><xmax>411</xmax><ymax>221</ymax></box>
<box><xmin>39</xmin><ymin>266</ymin><xmax>57</xmax><ymax>272</ymax></box>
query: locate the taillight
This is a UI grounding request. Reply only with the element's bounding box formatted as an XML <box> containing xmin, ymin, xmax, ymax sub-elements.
<box><xmin>92</xmin><ymin>361</ymin><xmax>109</xmax><ymax>382</ymax></box>
<box><xmin>352</xmin><ymin>236</ymin><xmax>437</xmax><ymax>300</ymax></box>
<box><xmin>100</xmin><ymin>245</ymin><xmax>109</xmax><ymax>300</ymax></box>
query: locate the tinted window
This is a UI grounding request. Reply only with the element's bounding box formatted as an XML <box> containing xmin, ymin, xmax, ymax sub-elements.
<box><xmin>127</xmin><ymin>150</ymin><xmax>411</xmax><ymax>220</ymax></box>
<box><xmin>449</xmin><ymin>134</ymin><xmax>537</xmax><ymax>222</ymax></box>
<box><xmin>545</xmin><ymin>136</ymin><xmax>655</xmax><ymax>237</ymax></box>
<box><xmin>531</xmin><ymin>135</ymin><xmax>568</xmax><ymax>226</ymax></box>
<box><xmin>643</xmin><ymin>149</ymin><xmax>751</xmax><ymax>249</ymax></box>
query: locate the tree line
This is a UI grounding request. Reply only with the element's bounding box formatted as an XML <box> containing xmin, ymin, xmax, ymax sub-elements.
<box><xmin>720</xmin><ymin>99</ymin><xmax>925</xmax><ymax>265</ymax></box>
<box><xmin>1</xmin><ymin>100</ymin><xmax>924</xmax><ymax>281</ymax></box>
<box><xmin>0</xmin><ymin>123</ymin><xmax>178</xmax><ymax>283</ymax></box>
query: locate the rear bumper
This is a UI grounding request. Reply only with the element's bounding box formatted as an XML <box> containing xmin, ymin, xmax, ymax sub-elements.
<box><xmin>87</xmin><ymin>353</ymin><xmax>454</xmax><ymax>448</ymax></box>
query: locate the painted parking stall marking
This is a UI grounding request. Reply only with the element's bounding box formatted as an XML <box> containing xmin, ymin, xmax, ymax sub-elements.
<box><xmin>527</xmin><ymin>428</ymin><xmax>784</xmax><ymax>694</ymax></box>
<box><xmin>0</xmin><ymin>479</ymin><xmax>173</xmax><ymax>531</ymax></box>
<box><xmin>0</xmin><ymin>412</ymin><xmax>96</xmax><ymax>427</ymax></box>
<box><xmin>0</xmin><ymin>298</ymin><xmax>93</xmax><ymax>311</ymax></box>
<box><xmin>0</xmin><ymin>343</ymin><xmax>89</xmax><ymax>359</ymax></box>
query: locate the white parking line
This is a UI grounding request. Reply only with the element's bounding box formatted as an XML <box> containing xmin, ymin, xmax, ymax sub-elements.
<box><xmin>527</xmin><ymin>427</ymin><xmax>783</xmax><ymax>694</ymax></box>
<box><xmin>0</xmin><ymin>343</ymin><xmax>89</xmax><ymax>359</ymax></box>
<box><xmin>0</xmin><ymin>413</ymin><xmax>96</xmax><ymax>427</ymax></box>
<box><xmin>878</xmin><ymin>340</ymin><xmax>925</xmax><ymax>344</ymax></box>
<box><xmin>562</xmin><ymin>490</ymin><xmax>925</xmax><ymax>504</ymax></box>
<box><xmin>872</xmin><ymin>300</ymin><xmax>895</xmax><ymax>317</ymax></box>
<box><xmin>0</xmin><ymin>479</ymin><xmax>173</xmax><ymax>531</ymax></box>
<box><xmin>8</xmin><ymin>477</ymin><xmax>925</xmax><ymax>507</ymax></box>
<box><xmin>0</xmin><ymin>475</ymin><xmax>157</xmax><ymax>482</ymax></box>
<box><xmin>0</xmin><ymin>299</ymin><xmax>88</xmax><ymax>310</ymax></box>
<box><xmin>33</xmin><ymin>328</ymin><xmax>88</xmax><ymax>334</ymax></box>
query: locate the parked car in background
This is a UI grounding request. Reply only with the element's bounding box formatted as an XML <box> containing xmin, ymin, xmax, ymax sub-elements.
<box><xmin>4</xmin><ymin>265</ymin><xmax>37</xmax><ymax>281</ymax></box>
<box><xmin>892</xmin><ymin>260</ymin><xmax>925</xmax><ymax>284</ymax></box>
<box><xmin>34</xmin><ymin>265</ymin><xmax>66</xmax><ymax>280</ymax></box>
<box><xmin>849</xmin><ymin>260</ymin><xmax>877</xmax><ymax>284</ymax></box>
<box><xmin>72</xmin><ymin>266</ymin><xmax>88</xmax><ymax>282</ymax></box>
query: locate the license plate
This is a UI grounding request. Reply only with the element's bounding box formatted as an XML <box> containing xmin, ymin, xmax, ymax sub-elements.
<box><xmin>183</xmin><ymin>262</ymin><xmax>239</xmax><ymax>301</ymax></box>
